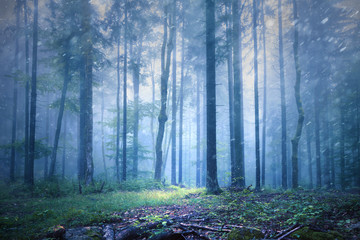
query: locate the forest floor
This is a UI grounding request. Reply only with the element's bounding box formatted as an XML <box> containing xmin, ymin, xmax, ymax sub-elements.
<box><xmin>0</xmin><ymin>181</ymin><xmax>360</xmax><ymax>239</ymax></box>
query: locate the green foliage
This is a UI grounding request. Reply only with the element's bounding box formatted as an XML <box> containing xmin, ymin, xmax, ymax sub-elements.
<box><xmin>0</xmin><ymin>181</ymin><xmax>200</xmax><ymax>239</ymax></box>
<box><xmin>0</xmin><ymin>138</ymin><xmax>51</xmax><ymax>160</ymax></box>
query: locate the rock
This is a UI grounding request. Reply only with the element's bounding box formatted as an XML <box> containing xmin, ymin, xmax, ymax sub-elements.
<box><xmin>289</xmin><ymin>227</ymin><xmax>344</xmax><ymax>240</ymax></box>
<box><xmin>227</xmin><ymin>227</ymin><xmax>265</xmax><ymax>240</ymax></box>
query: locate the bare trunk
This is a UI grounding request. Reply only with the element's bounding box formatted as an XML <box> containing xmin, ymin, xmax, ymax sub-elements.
<box><xmin>261</xmin><ymin>0</ymin><xmax>267</xmax><ymax>187</ymax></box>
<box><xmin>171</xmin><ymin>0</ymin><xmax>177</xmax><ymax>185</ymax></box>
<box><xmin>26</xmin><ymin>0</ymin><xmax>39</xmax><ymax>185</ymax></box>
<box><xmin>116</xmin><ymin>36</ymin><xmax>121</xmax><ymax>182</ymax></box>
<box><xmin>155</xmin><ymin>2</ymin><xmax>175</xmax><ymax>181</ymax></box>
<box><xmin>278</xmin><ymin>0</ymin><xmax>287</xmax><ymax>189</ymax></box>
<box><xmin>290</xmin><ymin>0</ymin><xmax>304</xmax><ymax>189</ymax></box>
<box><xmin>122</xmin><ymin>1</ymin><xmax>128</xmax><ymax>181</ymax></box>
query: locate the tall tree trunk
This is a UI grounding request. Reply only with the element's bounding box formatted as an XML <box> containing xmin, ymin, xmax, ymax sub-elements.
<box><xmin>122</xmin><ymin>1</ymin><xmax>128</xmax><ymax>182</ymax></box>
<box><xmin>79</xmin><ymin>0</ymin><xmax>93</xmax><ymax>185</ymax></box>
<box><xmin>261</xmin><ymin>0</ymin><xmax>267</xmax><ymax>187</ymax></box>
<box><xmin>205</xmin><ymin>0</ymin><xmax>220</xmax><ymax>194</ymax></box>
<box><xmin>290</xmin><ymin>0</ymin><xmax>304</xmax><ymax>189</ymax></box>
<box><xmin>151</xmin><ymin>60</ymin><xmax>156</xmax><ymax>169</ymax></box>
<box><xmin>232</xmin><ymin>0</ymin><xmax>245</xmax><ymax>188</ymax></box>
<box><xmin>253</xmin><ymin>0</ymin><xmax>261</xmax><ymax>191</ymax></box>
<box><xmin>278</xmin><ymin>0</ymin><xmax>287</xmax><ymax>189</ymax></box>
<box><xmin>178</xmin><ymin>11</ymin><xmax>185</xmax><ymax>184</ymax></box>
<box><xmin>24</xmin><ymin>0</ymin><xmax>30</xmax><ymax>181</ymax></box>
<box><xmin>306</xmin><ymin>124</ymin><xmax>313</xmax><ymax>189</ymax></box>
<box><xmin>26</xmin><ymin>0</ymin><xmax>39</xmax><ymax>186</ymax></box>
<box><xmin>10</xmin><ymin>0</ymin><xmax>20</xmax><ymax>182</ymax></box>
<box><xmin>49</xmin><ymin>46</ymin><xmax>70</xmax><ymax>178</ymax></box>
<box><xmin>314</xmin><ymin>83</ymin><xmax>321</xmax><ymax>188</ymax></box>
<box><xmin>155</xmin><ymin>2</ymin><xmax>175</xmax><ymax>181</ymax></box>
<box><xmin>202</xmin><ymin>72</ymin><xmax>207</xmax><ymax>187</ymax></box>
<box><xmin>62</xmin><ymin>112</ymin><xmax>67</xmax><ymax>179</ymax></box>
<box><xmin>340</xmin><ymin>102</ymin><xmax>345</xmax><ymax>190</ymax></box>
<box><xmin>101</xmin><ymin>78</ymin><xmax>108</xmax><ymax>180</ymax></box>
<box><xmin>323</xmin><ymin>90</ymin><xmax>331</xmax><ymax>188</ymax></box>
<box><xmin>116</xmin><ymin>36</ymin><xmax>121</xmax><ymax>182</ymax></box>
<box><xmin>133</xmin><ymin>37</ymin><xmax>142</xmax><ymax>179</ymax></box>
<box><xmin>44</xmin><ymin>95</ymin><xmax>50</xmax><ymax>178</ymax></box>
<box><xmin>171</xmin><ymin>0</ymin><xmax>177</xmax><ymax>185</ymax></box>
<box><xmin>225</xmin><ymin>2</ymin><xmax>235</xmax><ymax>188</ymax></box>
<box><xmin>196</xmin><ymin>71</ymin><xmax>201</xmax><ymax>187</ymax></box>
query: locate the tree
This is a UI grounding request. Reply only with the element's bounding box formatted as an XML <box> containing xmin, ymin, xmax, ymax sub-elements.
<box><xmin>290</xmin><ymin>0</ymin><xmax>304</xmax><ymax>189</ymax></box>
<box><xmin>24</xmin><ymin>0</ymin><xmax>30</xmax><ymax>181</ymax></box>
<box><xmin>253</xmin><ymin>0</ymin><xmax>261</xmax><ymax>190</ymax></box>
<box><xmin>26</xmin><ymin>0</ymin><xmax>39</xmax><ymax>185</ymax></box>
<box><xmin>122</xmin><ymin>0</ymin><xmax>128</xmax><ymax>182</ymax></box>
<box><xmin>196</xmin><ymin>70</ymin><xmax>201</xmax><ymax>187</ymax></box>
<box><xmin>10</xmin><ymin>0</ymin><xmax>21</xmax><ymax>182</ymax></box>
<box><xmin>260</xmin><ymin>0</ymin><xmax>267</xmax><ymax>187</ymax></box>
<box><xmin>171</xmin><ymin>0</ymin><xmax>177</xmax><ymax>186</ymax></box>
<box><xmin>78</xmin><ymin>0</ymin><xmax>94</xmax><ymax>185</ymax></box>
<box><xmin>205</xmin><ymin>0</ymin><xmax>221</xmax><ymax>194</ymax></box>
<box><xmin>232</xmin><ymin>0</ymin><xmax>245</xmax><ymax>188</ymax></box>
<box><xmin>278</xmin><ymin>0</ymin><xmax>287</xmax><ymax>189</ymax></box>
<box><xmin>155</xmin><ymin>1</ymin><xmax>175</xmax><ymax>181</ymax></box>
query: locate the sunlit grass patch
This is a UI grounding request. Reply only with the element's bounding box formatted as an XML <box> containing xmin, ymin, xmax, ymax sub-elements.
<box><xmin>0</xmin><ymin>182</ymin><xmax>202</xmax><ymax>240</ymax></box>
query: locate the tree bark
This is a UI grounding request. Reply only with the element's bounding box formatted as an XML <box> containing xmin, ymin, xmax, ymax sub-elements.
<box><xmin>24</xmin><ymin>0</ymin><xmax>30</xmax><ymax>181</ymax></box>
<box><xmin>49</xmin><ymin>46</ymin><xmax>70</xmax><ymax>178</ymax></box>
<box><xmin>225</xmin><ymin>2</ymin><xmax>235</xmax><ymax>188</ymax></box>
<box><xmin>196</xmin><ymin>71</ymin><xmax>201</xmax><ymax>187</ymax></box>
<box><xmin>62</xmin><ymin>112</ymin><xmax>67</xmax><ymax>179</ymax></box>
<box><xmin>171</xmin><ymin>0</ymin><xmax>177</xmax><ymax>185</ymax></box>
<box><xmin>314</xmin><ymin>83</ymin><xmax>321</xmax><ymax>188</ymax></box>
<box><xmin>206</xmin><ymin>0</ymin><xmax>220</xmax><ymax>194</ymax></box>
<box><xmin>290</xmin><ymin>0</ymin><xmax>304</xmax><ymax>189</ymax></box>
<box><xmin>10</xmin><ymin>0</ymin><xmax>20</xmax><ymax>182</ymax></box>
<box><xmin>122</xmin><ymin>1</ymin><xmax>128</xmax><ymax>182</ymax></box>
<box><xmin>261</xmin><ymin>0</ymin><xmax>267</xmax><ymax>187</ymax></box>
<box><xmin>116</xmin><ymin>35</ymin><xmax>121</xmax><ymax>182</ymax></box>
<box><xmin>278</xmin><ymin>0</ymin><xmax>287</xmax><ymax>189</ymax></box>
<box><xmin>178</xmin><ymin>10</ymin><xmax>185</xmax><ymax>184</ymax></box>
<box><xmin>155</xmin><ymin>2</ymin><xmax>175</xmax><ymax>181</ymax></box>
<box><xmin>253</xmin><ymin>0</ymin><xmax>261</xmax><ymax>191</ymax></box>
<box><xmin>26</xmin><ymin>0</ymin><xmax>39</xmax><ymax>186</ymax></box>
<box><xmin>232</xmin><ymin>0</ymin><xmax>245</xmax><ymax>188</ymax></box>
<box><xmin>306</xmin><ymin>124</ymin><xmax>313</xmax><ymax>189</ymax></box>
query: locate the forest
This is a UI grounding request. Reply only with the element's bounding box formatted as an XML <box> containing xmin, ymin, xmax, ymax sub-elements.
<box><xmin>0</xmin><ymin>0</ymin><xmax>359</xmax><ymax>239</ymax></box>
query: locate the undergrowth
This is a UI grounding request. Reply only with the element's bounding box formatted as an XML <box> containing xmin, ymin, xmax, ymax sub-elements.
<box><xmin>0</xmin><ymin>179</ymin><xmax>201</xmax><ymax>239</ymax></box>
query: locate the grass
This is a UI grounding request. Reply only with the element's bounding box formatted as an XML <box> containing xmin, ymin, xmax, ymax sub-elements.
<box><xmin>0</xmin><ymin>180</ymin><xmax>202</xmax><ymax>239</ymax></box>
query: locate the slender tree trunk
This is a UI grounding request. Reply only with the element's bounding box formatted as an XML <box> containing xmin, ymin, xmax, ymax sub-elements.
<box><xmin>261</xmin><ymin>0</ymin><xmax>267</xmax><ymax>187</ymax></box>
<box><xmin>306</xmin><ymin>124</ymin><xmax>313</xmax><ymax>189</ymax></box>
<box><xmin>116</xmin><ymin>36</ymin><xmax>121</xmax><ymax>182</ymax></box>
<box><xmin>232</xmin><ymin>0</ymin><xmax>245</xmax><ymax>188</ymax></box>
<box><xmin>24</xmin><ymin>0</ymin><xmax>30</xmax><ymax>181</ymax></box>
<box><xmin>133</xmin><ymin>37</ymin><xmax>142</xmax><ymax>179</ymax></box>
<box><xmin>225</xmin><ymin>2</ymin><xmax>235</xmax><ymax>188</ymax></box>
<box><xmin>62</xmin><ymin>113</ymin><xmax>67</xmax><ymax>179</ymax></box>
<box><xmin>178</xmin><ymin>12</ymin><xmax>185</xmax><ymax>184</ymax></box>
<box><xmin>314</xmin><ymin>84</ymin><xmax>321</xmax><ymax>188</ymax></box>
<box><xmin>79</xmin><ymin>0</ymin><xmax>93</xmax><ymax>185</ymax></box>
<box><xmin>290</xmin><ymin>0</ymin><xmax>304</xmax><ymax>189</ymax></box>
<box><xmin>205</xmin><ymin>0</ymin><xmax>220</xmax><ymax>194</ymax></box>
<box><xmin>122</xmin><ymin>1</ymin><xmax>128</xmax><ymax>182</ymax></box>
<box><xmin>10</xmin><ymin>0</ymin><xmax>20</xmax><ymax>182</ymax></box>
<box><xmin>278</xmin><ymin>0</ymin><xmax>287</xmax><ymax>189</ymax></box>
<box><xmin>340</xmin><ymin>103</ymin><xmax>345</xmax><ymax>190</ymax></box>
<box><xmin>202</xmin><ymin>73</ymin><xmax>207</xmax><ymax>187</ymax></box>
<box><xmin>171</xmin><ymin>0</ymin><xmax>177</xmax><ymax>185</ymax></box>
<box><xmin>151</xmin><ymin>60</ymin><xmax>156</xmax><ymax>169</ymax></box>
<box><xmin>323</xmin><ymin>91</ymin><xmax>331</xmax><ymax>188</ymax></box>
<box><xmin>101</xmin><ymin>78</ymin><xmax>108</xmax><ymax>180</ymax></box>
<box><xmin>44</xmin><ymin>95</ymin><xmax>50</xmax><ymax>178</ymax></box>
<box><xmin>49</xmin><ymin>47</ymin><xmax>70</xmax><ymax>178</ymax></box>
<box><xmin>196</xmin><ymin>71</ymin><xmax>201</xmax><ymax>187</ymax></box>
<box><xmin>26</xmin><ymin>0</ymin><xmax>39</xmax><ymax>186</ymax></box>
<box><xmin>155</xmin><ymin>2</ymin><xmax>175</xmax><ymax>181</ymax></box>
<box><xmin>253</xmin><ymin>0</ymin><xmax>261</xmax><ymax>191</ymax></box>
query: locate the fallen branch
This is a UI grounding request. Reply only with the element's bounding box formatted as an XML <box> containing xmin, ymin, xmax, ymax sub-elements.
<box><xmin>179</xmin><ymin>223</ymin><xmax>231</xmax><ymax>232</ymax></box>
<box><xmin>273</xmin><ymin>224</ymin><xmax>298</xmax><ymax>239</ymax></box>
<box><xmin>278</xmin><ymin>225</ymin><xmax>304</xmax><ymax>240</ymax></box>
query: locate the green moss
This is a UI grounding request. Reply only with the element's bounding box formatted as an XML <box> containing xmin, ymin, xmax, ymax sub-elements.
<box><xmin>290</xmin><ymin>227</ymin><xmax>344</xmax><ymax>240</ymax></box>
<box><xmin>227</xmin><ymin>227</ymin><xmax>265</xmax><ymax>240</ymax></box>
